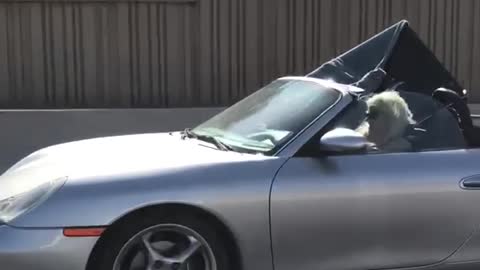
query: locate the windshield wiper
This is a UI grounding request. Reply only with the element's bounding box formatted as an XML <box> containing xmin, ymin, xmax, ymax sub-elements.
<box><xmin>181</xmin><ymin>128</ymin><xmax>233</xmax><ymax>151</ymax></box>
<box><xmin>181</xmin><ymin>128</ymin><xmax>197</xmax><ymax>139</ymax></box>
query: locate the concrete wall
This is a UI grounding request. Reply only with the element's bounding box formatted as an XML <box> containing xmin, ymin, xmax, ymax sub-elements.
<box><xmin>1</xmin><ymin>106</ymin><xmax>479</xmax><ymax>174</ymax></box>
<box><xmin>0</xmin><ymin>108</ymin><xmax>223</xmax><ymax>173</ymax></box>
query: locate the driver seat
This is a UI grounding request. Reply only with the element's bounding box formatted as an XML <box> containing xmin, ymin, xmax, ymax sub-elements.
<box><xmin>387</xmin><ymin>85</ymin><xmax>467</xmax><ymax>151</ymax></box>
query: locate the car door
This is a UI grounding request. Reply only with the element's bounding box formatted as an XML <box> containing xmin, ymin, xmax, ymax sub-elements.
<box><xmin>269</xmin><ymin>90</ymin><xmax>480</xmax><ymax>270</ymax></box>
<box><xmin>270</xmin><ymin>149</ymin><xmax>480</xmax><ymax>270</ymax></box>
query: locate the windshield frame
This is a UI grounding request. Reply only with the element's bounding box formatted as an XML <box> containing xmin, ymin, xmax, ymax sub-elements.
<box><xmin>192</xmin><ymin>77</ymin><xmax>349</xmax><ymax>156</ymax></box>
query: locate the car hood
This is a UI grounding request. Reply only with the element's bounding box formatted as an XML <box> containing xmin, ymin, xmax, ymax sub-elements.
<box><xmin>0</xmin><ymin>132</ymin><xmax>269</xmax><ymax>200</ymax></box>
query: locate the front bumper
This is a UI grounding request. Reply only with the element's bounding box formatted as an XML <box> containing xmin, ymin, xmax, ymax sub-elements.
<box><xmin>0</xmin><ymin>224</ymin><xmax>99</xmax><ymax>270</ymax></box>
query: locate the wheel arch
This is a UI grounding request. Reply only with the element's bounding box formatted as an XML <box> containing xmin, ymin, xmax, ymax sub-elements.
<box><xmin>86</xmin><ymin>202</ymin><xmax>243</xmax><ymax>270</ymax></box>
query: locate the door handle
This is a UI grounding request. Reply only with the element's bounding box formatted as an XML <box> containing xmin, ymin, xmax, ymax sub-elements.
<box><xmin>460</xmin><ymin>175</ymin><xmax>480</xmax><ymax>189</ymax></box>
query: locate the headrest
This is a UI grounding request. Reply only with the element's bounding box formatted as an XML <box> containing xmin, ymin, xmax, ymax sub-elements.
<box><xmin>432</xmin><ymin>87</ymin><xmax>466</xmax><ymax>105</ymax></box>
<box><xmin>432</xmin><ymin>87</ymin><xmax>472</xmax><ymax>128</ymax></box>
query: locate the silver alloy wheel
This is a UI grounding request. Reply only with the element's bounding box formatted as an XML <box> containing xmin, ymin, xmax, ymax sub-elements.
<box><xmin>113</xmin><ymin>224</ymin><xmax>217</xmax><ymax>270</ymax></box>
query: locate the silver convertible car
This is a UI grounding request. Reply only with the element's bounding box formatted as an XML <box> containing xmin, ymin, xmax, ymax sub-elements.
<box><xmin>2</xmin><ymin>21</ymin><xmax>480</xmax><ymax>270</ymax></box>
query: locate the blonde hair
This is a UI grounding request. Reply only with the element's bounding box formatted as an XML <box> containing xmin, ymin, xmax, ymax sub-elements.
<box><xmin>358</xmin><ymin>90</ymin><xmax>415</xmax><ymax>142</ymax></box>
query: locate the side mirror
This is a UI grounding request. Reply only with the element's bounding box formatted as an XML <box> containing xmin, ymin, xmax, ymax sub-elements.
<box><xmin>319</xmin><ymin>128</ymin><xmax>373</xmax><ymax>153</ymax></box>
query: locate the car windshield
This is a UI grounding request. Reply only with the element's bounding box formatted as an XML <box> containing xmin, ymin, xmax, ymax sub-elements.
<box><xmin>192</xmin><ymin>79</ymin><xmax>342</xmax><ymax>154</ymax></box>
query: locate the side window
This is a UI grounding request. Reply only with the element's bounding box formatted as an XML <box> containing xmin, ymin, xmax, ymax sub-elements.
<box><xmin>300</xmin><ymin>90</ymin><xmax>467</xmax><ymax>156</ymax></box>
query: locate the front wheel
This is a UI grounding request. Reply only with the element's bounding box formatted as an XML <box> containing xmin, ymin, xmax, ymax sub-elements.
<box><xmin>89</xmin><ymin>214</ymin><xmax>231</xmax><ymax>270</ymax></box>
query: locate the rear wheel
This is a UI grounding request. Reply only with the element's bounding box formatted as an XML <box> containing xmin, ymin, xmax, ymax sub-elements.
<box><xmin>89</xmin><ymin>214</ymin><xmax>231</xmax><ymax>270</ymax></box>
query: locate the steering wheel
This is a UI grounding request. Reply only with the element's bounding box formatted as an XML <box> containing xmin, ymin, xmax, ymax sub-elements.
<box><xmin>247</xmin><ymin>133</ymin><xmax>279</xmax><ymax>144</ymax></box>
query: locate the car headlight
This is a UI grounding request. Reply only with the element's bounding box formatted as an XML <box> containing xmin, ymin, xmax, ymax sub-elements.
<box><xmin>0</xmin><ymin>177</ymin><xmax>66</xmax><ymax>223</ymax></box>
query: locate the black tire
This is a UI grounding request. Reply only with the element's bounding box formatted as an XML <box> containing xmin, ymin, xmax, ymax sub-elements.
<box><xmin>88</xmin><ymin>213</ymin><xmax>231</xmax><ymax>270</ymax></box>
